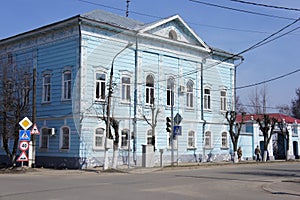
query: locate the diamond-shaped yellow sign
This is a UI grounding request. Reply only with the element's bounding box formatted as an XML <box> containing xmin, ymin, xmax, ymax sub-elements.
<box><xmin>19</xmin><ymin>117</ymin><xmax>32</xmax><ymax>130</ymax></box>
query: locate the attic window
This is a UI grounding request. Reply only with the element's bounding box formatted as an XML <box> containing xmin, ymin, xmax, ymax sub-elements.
<box><xmin>169</xmin><ymin>30</ymin><xmax>177</xmax><ymax>40</ymax></box>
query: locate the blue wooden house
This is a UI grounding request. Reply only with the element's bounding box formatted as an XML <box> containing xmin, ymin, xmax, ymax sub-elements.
<box><xmin>0</xmin><ymin>10</ymin><xmax>242</xmax><ymax>168</ymax></box>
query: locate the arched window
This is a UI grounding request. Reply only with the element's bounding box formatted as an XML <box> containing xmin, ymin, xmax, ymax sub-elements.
<box><xmin>221</xmin><ymin>132</ymin><xmax>228</xmax><ymax>148</ymax></box>
<box><xmin>169</xmin><ymin>30</ymin><xmax>177</xmax><ymax>40</ymax></box>
<box><xmin>188</xmin><ymin>130</ymin><xmax>196</xmax><ymax>148</ymax></box>
<box><xmin>146</xmin><ymin>74</ymin><xmax>154</xmax><ymax>105</ymax></box>
<box><xmin>186</xmin><ymin>80</ymin><xmax>194</xmax><ymax>108</ymax></box>
<box><xmin>205</xmin><ymin>131</ymin><xmax>211</xmax><ymax>148</ymax></box>
<box><xmin>60</xmin><ymin>126</ymin><xmax>70</xmax><ymax>150</ymax></box>
<box><xmin>167</xmin><ymin>77</ymin><xmax>174</xmax><ymax>106</ymax></box>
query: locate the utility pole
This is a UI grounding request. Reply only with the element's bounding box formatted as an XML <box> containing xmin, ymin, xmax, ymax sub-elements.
<box><xmin>30</xmin><ymin>66</ymin><xmax>37</xmax><ymax>168</ymax></box>
<box><xmin>103</xmin><ymin>43</ymin><xmax>133</xmax><ymax>170</ymax></box>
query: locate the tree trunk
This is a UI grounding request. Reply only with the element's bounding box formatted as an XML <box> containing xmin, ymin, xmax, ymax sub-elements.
<box><xmin>233</xmin><ymin>151</ymin><xmax>238</xmax><ymax>163</ymax></box>
<box><xmin>111</xmin><ymin>143</ymin><xmax>118</xmax><ymax>169</ymax></box>
<box><xmin>263</xmin><ymin>150</ymin><xmax>268</xmax><ymax>162</ymax></box>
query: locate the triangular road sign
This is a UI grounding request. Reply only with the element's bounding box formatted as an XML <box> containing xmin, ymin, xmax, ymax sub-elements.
<box><xmin>31</xmin><ymin>123</ymin><xmax>40</xmax><ymax>135</ymax></box>
<box><xmin>17</xmin><ymin>151</ymin><xmax>29</xmax><ymax>162</ymax></box>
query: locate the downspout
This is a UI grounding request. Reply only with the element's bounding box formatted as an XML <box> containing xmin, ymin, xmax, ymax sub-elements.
<box><xmin>78</xmin><ymin>18</ymin><xmax>83</xmax><ymax>168</ymax></box>
<box><xmin>201</xmin><ymin>61</ymin><xmax>206</xmax><ymax>162</ymax></box>
<box><xmin>133</xmin><ymin>31</ymin><xmax>139</xmax><ymax>165</ymax></box>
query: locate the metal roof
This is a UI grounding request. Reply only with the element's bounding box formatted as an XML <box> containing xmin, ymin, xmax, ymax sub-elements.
<box><xmin>81</xmin><ymin>9</ymin><xmax>144</xmax><ymax>30</ymax></box>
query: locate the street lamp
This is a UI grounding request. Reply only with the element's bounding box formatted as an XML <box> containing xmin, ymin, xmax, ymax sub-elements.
<box><xmin>103</xmin><ymin>43</ymin><xmax>133</xmax><ymax>170</ymax></box>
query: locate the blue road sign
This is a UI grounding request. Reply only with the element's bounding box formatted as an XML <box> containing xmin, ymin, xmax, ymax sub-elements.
<box><xmin>19</xmin><ymin>130</ymin><xmax>31</xmax><ymax>141</ymax></box>
<box><xmin>173</xmin><ymin>125</ymin><xmax>182</xmax><ymax>136</ymax></box>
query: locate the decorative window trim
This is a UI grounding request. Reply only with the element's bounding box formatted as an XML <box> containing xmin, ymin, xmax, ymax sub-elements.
<box><xmin>204</xmin><ymin>131</ymin><xmax>212</xmax><ymax>149</ymax></box>
<box><xmin>60</xmin><ymin>126</ymin><xmax>70</xmax><ymax>151</ymax></box>
<box><xmin>94</xmin><ymin>71</ymin><xmax>107</xmax><ymax>102</ymax></box>
<box><xmin>121</xmin><ymin>75</ymin><xmax>131</xmax><ymax>103</ymax></box>
<box><xmin>166</xmin><ymin>77</ymin><xmax>175</xmax><ymax>107</ymax></box>
<box><xmin>145</xmin><ymin>74</ymin><xmax>155</xmax><ymax>106</ymax></box>
<box><xmin>221</xmin><ymin>131</ymin><xmax>229</xmax><ymax>149</ymax></box>
<box><xmin>186</xmin><ymin>80</ymin><xmax>194</xmax><ymax>109</ymax></box>
<box><xmin>187</xmin><ymin>130</ymin><xmax>196</xmax><ymax>149</ymax></box>
<box><xmin>42</xmin><ymin>73</ymin><xmax>51</xmax><ymax>103</ymax></box>
<box><xmin>39</xmin><ymin>127</ymin><xmax>49</xmax><ymax>150</ymax></box>
<box><xmin>62</xmin><ymin>70</ymin><xmax>72</xmax><ymax>101</ymax></box>
<box><xmin>93</xmin><ymin>127</ymin><xmax>105</xmax><ymax>150</ymax></box>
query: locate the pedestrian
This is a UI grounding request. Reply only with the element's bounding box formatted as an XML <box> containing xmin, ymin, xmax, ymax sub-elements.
<box><xmin>237</xmin><ymin>147</ymin><xmax>242</xmax><ymax>161</ymax></box>
<box><xmin>254</xmin><ymin>145</ymin><xmax>261</xmax><ymax>162</ymax></box>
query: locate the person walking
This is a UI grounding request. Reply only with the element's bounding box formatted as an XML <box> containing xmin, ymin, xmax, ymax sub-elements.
<box><xmin>255</xmin><ymin>145</ymin><xmax>261</xmax><ymax>162</ymax></box>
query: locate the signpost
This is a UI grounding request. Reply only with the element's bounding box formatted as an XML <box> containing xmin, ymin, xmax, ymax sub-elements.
<box><xmin>17</xmin><ymin>117</ymin><xmax>33</xmax><ymax>166</ymax></box>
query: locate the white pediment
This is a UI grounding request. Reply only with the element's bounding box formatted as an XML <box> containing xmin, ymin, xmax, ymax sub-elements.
<box><xmin>139</xmin><ymin>15</ymin><xmax>210</xmax><ymax>51</ymax></box>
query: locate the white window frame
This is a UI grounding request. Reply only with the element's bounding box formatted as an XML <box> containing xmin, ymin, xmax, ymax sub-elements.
<box><xmin>42</xmin><ymin>74</ymin><xmax>51</xmax><ymax>103</ymax></box>
<box><xmin>40</xmin><ymin>128</ymin><xmax>49</xmax><ymax>149</ymax></box>
<box><xmin>221</xmin><ymin>132</ymin><xmax>228</xmax><ymax>148</ymax></box>
<box><xmin>121</xmin><ymin>129</ymin><xmax>129</xmax><ymax>149</ymax></box>
<box><xmin>187</xmin><ymin>130</ymin><xmax>196</xmax><ymax>148</ymax></box>
<box><xmin>186</xmin><ymin>80</ymin><xmax>194</xmax><ymax>109</ymax></box>
<box><xmin>60</xmin><ymin>126</ymin><xmax>70</xmax><ymax>150</ymax></box>
<box><xmin>204</xmin><ymin>131</ymin><xmax>211</xmax><ymax>148</ymax></box>
<box><xmin>167</xmin><ymin>77</ymin><xmax>174</xmax><ymax>106</ymax></box>
<box><xmin>204</xmin><ymin>88</ymin><xmax>211</xmax><ymax>110</ymax></box>
<box><xmin>121</xmin><ymin>76</ymin><xmax>131</xmax><ymax>102</ymax></box>
<box><xmin>147</xmin><ymin>129</ymin><xmax>153</xmax><ymax>145</ymax></box>
<box><xmin>95</xmin><ymin>72</ymin><xmax>106</xmax><ymax>101</ymax></box>
<box><xmin>94</xmin><ymin>128</ymin><xmax>105</xmax><ymax>150</ymax></box>
<box><xmin>62</xmin><ymin>70</ymin><xmax>72</xmax><ymax>100</ymax></box>
<box><xmin>220</xmin><ymin>90</ymin><xmax>227</xmax><ymax>111</ymax></box>
<box><xmin>145</xmin><ymin>74</ymin><xmax>154</xmax><ymax>105</ymax></box>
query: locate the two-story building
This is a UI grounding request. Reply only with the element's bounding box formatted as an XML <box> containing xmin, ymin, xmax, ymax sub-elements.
<box><xmin>0</xmin><ymin>9</ymin><xmax>242</xmax><ymax>168</ymax></box>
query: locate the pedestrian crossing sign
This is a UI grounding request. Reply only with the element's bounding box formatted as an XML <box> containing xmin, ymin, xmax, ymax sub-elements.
<box><xmin>19</xmin><ymin>130</ymin><xmax>31</xmax><ymax>141</ymax></box>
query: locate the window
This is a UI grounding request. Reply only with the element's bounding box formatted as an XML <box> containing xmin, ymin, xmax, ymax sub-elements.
<box><xmin>60</xmin><ymin>127</ymin><xmax>70</xmax><ymax>150</ymax></box>
<box><xmin>121</xmin><ymin>129</ymin><xmax>129</xmax><ymax>148</ymax></box>
<box><xmin>204</xmin><ymin>88</ymin><xmax>211</xmax><ymax>110</ymax></box>
<box><xmin>292</xmin><ymin>125</ymin><xmax>298</xmax><ymax>137</ymax></box>
<box><xmin>220</xmin><ymin>90</ymin><xmax>227</xmax><ymax>111</ymax></box>
<box><xmin>187</xmin><ymin>131</ymin><xmax>196</xmax><ymax>148</ymax></box>
<box><xmin>95</xmin><ymin>73</ymin><xmax>106</xmax><ymax>101</ymax></box>
<box><xmin>42</xmin><ymin>74</ymin><xmax>51</xmax><ymax>102</ymax></box>
<box><xmin>121</xmin><ymin>76</ymin><xmax>131</xmax><ymax>102</ymax></box>
<box><xmin>40</xmin><ymin>128</ymin><xmax>49</xmax><ymax>149</ymax></box>
<box><xmin>145</xmin><ymin>75</ymin><xmax>154</xmax><ymax>105</ymax></box>
<box><xmin>204</xmin><ymin>131</ymin><xmax>211</xmax><ymax>148</ymax></box>
<box><xmin>169</xmin><ymin>30</ymin><xmax>177</xmax><ymax>40</ymax></box>
<box><xmin>186</xmin><ymin>80</ymin><xmax>194</xmax><ymax>108</ymax></box>
<box><xmin>147</xmin><ymin>129</ymin><xmax>153</xmax><ymax>145</ymax></box>
<box><xmin>167</xmin><ymin>78</ymin><xmax>174</xmax><ymax>106</ymax></box>
<box><xmin>62</xmin><ymin>71</ymin><xmax>72</xmax><ymax>100</ymax></box>
<box><xmin>94</xmin><ymin>128</ymin><xmax>104</xmax><ymax>149</ymax></box>
<box><xmin>221</xmin><ymin>132</ymin><xmax>228</xmax><ymax>148</ymax></box>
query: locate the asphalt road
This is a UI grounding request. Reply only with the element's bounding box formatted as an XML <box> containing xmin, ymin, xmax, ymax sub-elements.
<box><xmin>0</xmin><ymin>162</ymin><xmax>299</xmax><ymax>200</ymax></box>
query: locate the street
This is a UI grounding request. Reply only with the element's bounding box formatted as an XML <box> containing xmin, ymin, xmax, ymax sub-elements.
<box><xmin>0</xmin><ymin>162</ymin><xmax>299</xmax><ymax>200</ymax></box>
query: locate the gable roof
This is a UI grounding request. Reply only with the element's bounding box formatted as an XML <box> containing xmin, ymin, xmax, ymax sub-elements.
<box><xmin>138</xmin><ymin>14</ymin><xmax>210</xmax><ymax>50</ymax></box>
<box><xmin>237</xmin><ymin>113</ymin><xmax>300</xmax><ymax>124</ymax></box>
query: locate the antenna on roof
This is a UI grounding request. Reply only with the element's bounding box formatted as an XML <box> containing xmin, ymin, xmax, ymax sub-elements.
<box><xmin>126</xmin><ymin>0</ymin><xmax>130</xmax><ymax>17</ymax></box>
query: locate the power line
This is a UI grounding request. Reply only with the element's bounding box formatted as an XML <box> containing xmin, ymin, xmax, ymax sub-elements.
<box><xmin>236</xmin><ymin>68</ymin><xmax>300</xmax><ymax>90</ymax></box>
<box><xmin>230</xmin><ymin>0</ymin><xmax>300</xmax><ymax>12</ymax></box>
<box><xmin>189</xmin><ymin>0</ymin><xmax>297</xmax><ymax>20</ymax></box>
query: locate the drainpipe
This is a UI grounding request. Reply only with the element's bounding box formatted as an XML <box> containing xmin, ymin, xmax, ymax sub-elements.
<box><xmin>133</xmin><ymin>33</ymin><xmax>138</xmax><ymax>165</ymax></box>
<box><xmin>201</xmin><ymin>61</ymin><xmax>206</xmax><ymax>162</ymax></box>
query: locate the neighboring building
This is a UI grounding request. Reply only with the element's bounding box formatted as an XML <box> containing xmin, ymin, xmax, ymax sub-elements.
<box><xmin>237</xmin><ymin>113</ymin><xmax>300</xmax><ymax>160</ymax></box>
<box><xmin>0</xmin><ymin>10</ymin><xmax>242</xmax><ymax>168</ymax></box>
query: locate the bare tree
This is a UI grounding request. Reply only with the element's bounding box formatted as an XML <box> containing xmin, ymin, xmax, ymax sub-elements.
<box><xmin>0</xmin><ymin>57</ymin><xmax>32</xmax><ymax>166</ymax></box>
<box><xmin>256</xmin><ymin>114</ymin><xmax>277</xmax><ymax>162</ymax></box>
<box><xmin>225</xmin><ymin>111</ymin><xmax>245</xmax><ymax>163</ymax></box>
<box><xmin>291</xmin><ymin>88</ymin><xmax>300</xmax><ymax>119</ymax></box>
<box><xmin>248</xmin><ymin>86</ymin><xmax>268</xmax><ymax>114</ymax></box>
<box><xmin>235</xmin><ymin>96</ymin><xmax>246</xmax><ymax>113</ymax></box>
<box><xmin>142</xmin><ymin>98</ymin><xmax>160</xmax><ymax>152</ymax></box>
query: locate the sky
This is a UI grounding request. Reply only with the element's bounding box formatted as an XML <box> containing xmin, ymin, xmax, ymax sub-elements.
<box><xmin>1</xmin><ymin>0</ymin><xmax>300</xmax><ymax>113</ymax></box>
